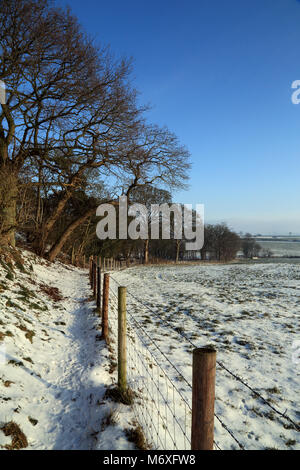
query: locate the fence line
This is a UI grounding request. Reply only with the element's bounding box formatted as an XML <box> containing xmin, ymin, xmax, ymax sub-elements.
<box><xmin>88</xmin><ymin>257</ymin><xmax>236</xmax><ymax>450</ymax></box>
<box><xmin>109</xmin><ymin>275</ymin><xmax>243</xmax><ymax>450</ymax></box>
<box><xmin>108</xmin><ymin>286</ymin><xmax>192</xmax><ymax>450</ymax></box>
<box><xmin>88</xmin><ymin>258</ymin><xmax>299</xmax><ymax>450</ymax></box>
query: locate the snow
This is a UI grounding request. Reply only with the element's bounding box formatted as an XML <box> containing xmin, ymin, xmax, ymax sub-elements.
<box><xmin>1</xmin><ymin>251</ymin><xmax>299</xmax><ymax>450</ymax></box>
<box><xmin>108</xmin><ymin>262</ymin><xmax>300</xmax><ymax>450</ymax></box>
<box><xmin>258</xmin><ymin>240</ymin><xmax>300</xmax><ymax>257</ymax></box>
<box><xmin>0</xmin><ymin>249</ymin><xmax>135</xmax><ymax>450</ymax></box>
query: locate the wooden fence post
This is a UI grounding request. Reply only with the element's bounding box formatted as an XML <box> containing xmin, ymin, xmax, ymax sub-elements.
<box><xmin>96</xmin><ymin>260</ymin><xmax>101</xmax><ymax>314</ymax></box>
<box><xmin>191</xmin><ymin>347</ymin><xmax>216</xmax><ymax>450</ymax></box>
<box><xmin>118</xmin><ymin>286</ymin><xmax>127</xmax><ymax>392</ymax></box>
<box><xmin>101</xmin><ymin>273</ymin><xmax>109</xmax><ymax>341</ymax></box>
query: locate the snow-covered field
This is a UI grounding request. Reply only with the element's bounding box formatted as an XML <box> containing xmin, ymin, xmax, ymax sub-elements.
<box><xmin>109</xmin><ymin>263</ymin><xmax>300</xmax><ymax>450</ymax></box>
<box><xmin>0</xmin><ymin>249</ymin><xmax>136</xmax><ymax>450</ymax></box>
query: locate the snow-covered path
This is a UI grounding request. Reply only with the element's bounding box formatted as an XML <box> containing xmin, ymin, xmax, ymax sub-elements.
<box><xmin>31</xmin><ymin>263</ymin><xmax>100</xmax><ymax>450</ymax></box>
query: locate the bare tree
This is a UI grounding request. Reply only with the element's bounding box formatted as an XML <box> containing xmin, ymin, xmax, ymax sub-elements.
<box><xmin>242</xmin><ymin>234</ymin><xmax>261</xmax><ymax>258</ymax></box>
<box><xmin>202</xmin><ymin>223</ymin><xmax>241</xmax><ymax>261</ymax></box>
<box><xmin>0</xmin><ymin>0</ymin><xmax>191</xmax><ymax>262</ymax></box>
<box><xmin>0</xmin><ymin>0</ymin><xmax>139</xmax><ymax>248</ymax></box>
<box><xmin>129</xmin><ymin>185</ymin><xmax>172</xmax><ymax>263</ymax></box>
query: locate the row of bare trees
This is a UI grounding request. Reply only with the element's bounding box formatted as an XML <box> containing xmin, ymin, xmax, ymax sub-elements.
<box><xmin>200</xmin><ymin>224</ymin><xmax>241</xmax><ymax>262</ymax></box>
<box><xmin>91</xmin><ymin>196</ymin><xmax>241</xmax><ymax>263</ymax></box>
<box><xmin>0</xmin><ymin>0</ymin><xmax>190</xmax><ymax>261</ymax></box>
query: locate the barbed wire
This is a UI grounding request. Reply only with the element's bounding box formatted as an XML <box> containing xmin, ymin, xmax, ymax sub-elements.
<box><xmin>213</xmin><ymin>440</ymin><xmax>222</xmax><ymax>451</ymax></box>
<box><xmin>110</xmin><ymin>274</ymin><xmax>300</xmax><ymax>435</ymax></box>
<box><xmin>109</xmin><ymin>284</ymin><xmax>245</xmax><ymax>450</ymax></box>
<box><xmin>109</xmin><ymin>287</ymin><xmax>192</xmax><ymax>412</ymax></box>
<box><xmin>109</xmin><ymin>287</ymin><xmax>192</xmax><ymax>393</ymax></box>
<box><xmin>215</xmin><ymin>361</ymin><xmax>300</xmax><ymax>432</ymax></box>
<box><xmin>109</xmin><ymin>275</ymin><xmax>246</xmax><ymax>448</ymax></box>
<box><xmin>214</xmin><ymin>415</ymin><xmax>244</xmax><ymax>450</ymax></box>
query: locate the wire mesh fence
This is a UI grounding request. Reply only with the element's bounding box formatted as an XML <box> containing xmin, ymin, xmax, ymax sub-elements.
<box><xmin>108</xmin><ymin>283</ymin><xmax>192</xmax><ymax>450</ymax></box>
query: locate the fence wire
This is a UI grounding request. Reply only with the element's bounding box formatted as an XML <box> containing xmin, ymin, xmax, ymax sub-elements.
<box><xmin>108</xmin><ymin>283</ymin><xmax>192</xmax><ymax>450</ymax></box>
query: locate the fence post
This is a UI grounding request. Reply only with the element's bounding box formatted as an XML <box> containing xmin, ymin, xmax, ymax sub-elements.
<box><xmin>101</xmin><ymin>273</ymin><xmax>109</xmax><ymax>341</ymax></box>
<box><xmin>90</xmin><ymin>256</ymin><xmax>94</xmax><ymax>289</ymax></box>
<box><xmin>96</xmin><ymin>259</ymin><xmax>101</xmax><ymax>314</ymax></box>
<box><xmin>118</xmin><ymin>286</ymin><xmax>127</xmax><ymax>392</ymax></box>
<box><xmin>191</xmin><ymin>347</ymin><xmax>216</xmax><ymax>450</ymax></box>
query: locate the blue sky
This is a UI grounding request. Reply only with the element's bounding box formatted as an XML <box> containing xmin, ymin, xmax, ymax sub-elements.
<box><xmin>57</xmin><ymin>0</ymin><xmax>300</xmax><ymax>234</ymax></box>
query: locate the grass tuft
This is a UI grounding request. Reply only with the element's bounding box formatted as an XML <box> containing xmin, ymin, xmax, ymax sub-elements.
<box><xmin>104</xmin><ymin>386</ymin><xmax>136</xmax><ymax>406</ymax></box>
<box><xmin>0</xmin><ymin>421</ymin><xmax>28</xmax><ymax>449</ymax></box>
<box><xmin>124</xmin><ymin>423</ymin><xmax>151</xmax><ymax>450</ymax></box>
<box><xmin>39</xmin><ymin>283</ymin><xmax>63</xmax><ymax>302</ymax></box>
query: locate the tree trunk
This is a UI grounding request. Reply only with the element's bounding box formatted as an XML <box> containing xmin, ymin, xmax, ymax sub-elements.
<box><xmin>36</xmin><ymin>167</ymin><xmax>92</xmax><ymax>255</ymax></box>
<box><xmin>37</xmin><ymin>190</ymin><xmax>73</xmax><ymax>255</ymax></box>
<box><xmin>47</xmin><ymin>207</ymin><xmax>96</xmax><ymax>262</ymax></box>
<box><xmin>0</xmin><ymin>167</ymin><xmax>18</xmax><ymax>247</ymax></box>
<box><xmin>144</xmin><ymin>239</ymin><xmax>149</xmax><ymax>264</ymax></box>
<box><xmin>35</xmin><ymin>162</ymin><xmax>43</xmax><ymax>230</ymax></box>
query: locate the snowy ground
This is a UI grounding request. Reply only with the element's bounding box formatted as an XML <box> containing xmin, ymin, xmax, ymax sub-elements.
<box><xmin>1</xmin><ymin>251</ymin><xmax>299</xmax><ymax>450</ymax></box>
<box><xmin>258</xmin><ymin>240</ymin><xmax>300</xmax><ymax>257</ymax></box>
<box><xmin>109</xmin><ymin>262</ymin><xmax>300</xmax><ymax>450</ymax></box>
<box><xmin>0</xmin><ymin>249</ymin><xmax>136</xmax><ymax>450</ymax></box>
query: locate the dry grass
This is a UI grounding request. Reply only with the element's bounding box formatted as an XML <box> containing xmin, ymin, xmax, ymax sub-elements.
<box><xmin>125</xmin><ymin>423</ymin><xmax>151</xmax><ymax>450</ymax></box>
<box><xmin>0</xmin><ymin>421</ymin><xmax>28</xmax><ymax>450</ymax></box>
<box><xmin>16</xmin><ymin>324</ymin><xmax>35</xmax><ymax>343</ymax></box>
<box><xmin>0</xmin><ymin>331</ymin><xmax>14</xmax><ymax>342</ymax></box>
<box><xmin>104</xmin><ymin>386</ymin><xmax>136</xmax><ymax>406</ymax></box>
<box><xmin>2</xmin><ymin>380</ymin><xmax>14</xmax><ymax>388</ymax></box>
<box><xmin>101</xmin><ymin>409</ymin><xmax>119</xmax><ymax>430</ymax></box>
<box><xmin>39</xmin><ymin>283</ymin><xmax>63</xmax><ymax>302</ymax></box>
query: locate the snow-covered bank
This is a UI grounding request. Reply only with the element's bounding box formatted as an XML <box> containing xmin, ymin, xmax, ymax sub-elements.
<box><xmin>0</xmin><ymin>249</ymin><xmax>135</xmax><ymax>450</ymax></box>
<box><xmin>109</xmin><ymin>263</ymin><xmax>300</xmax><ymax>450</ymax></box>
